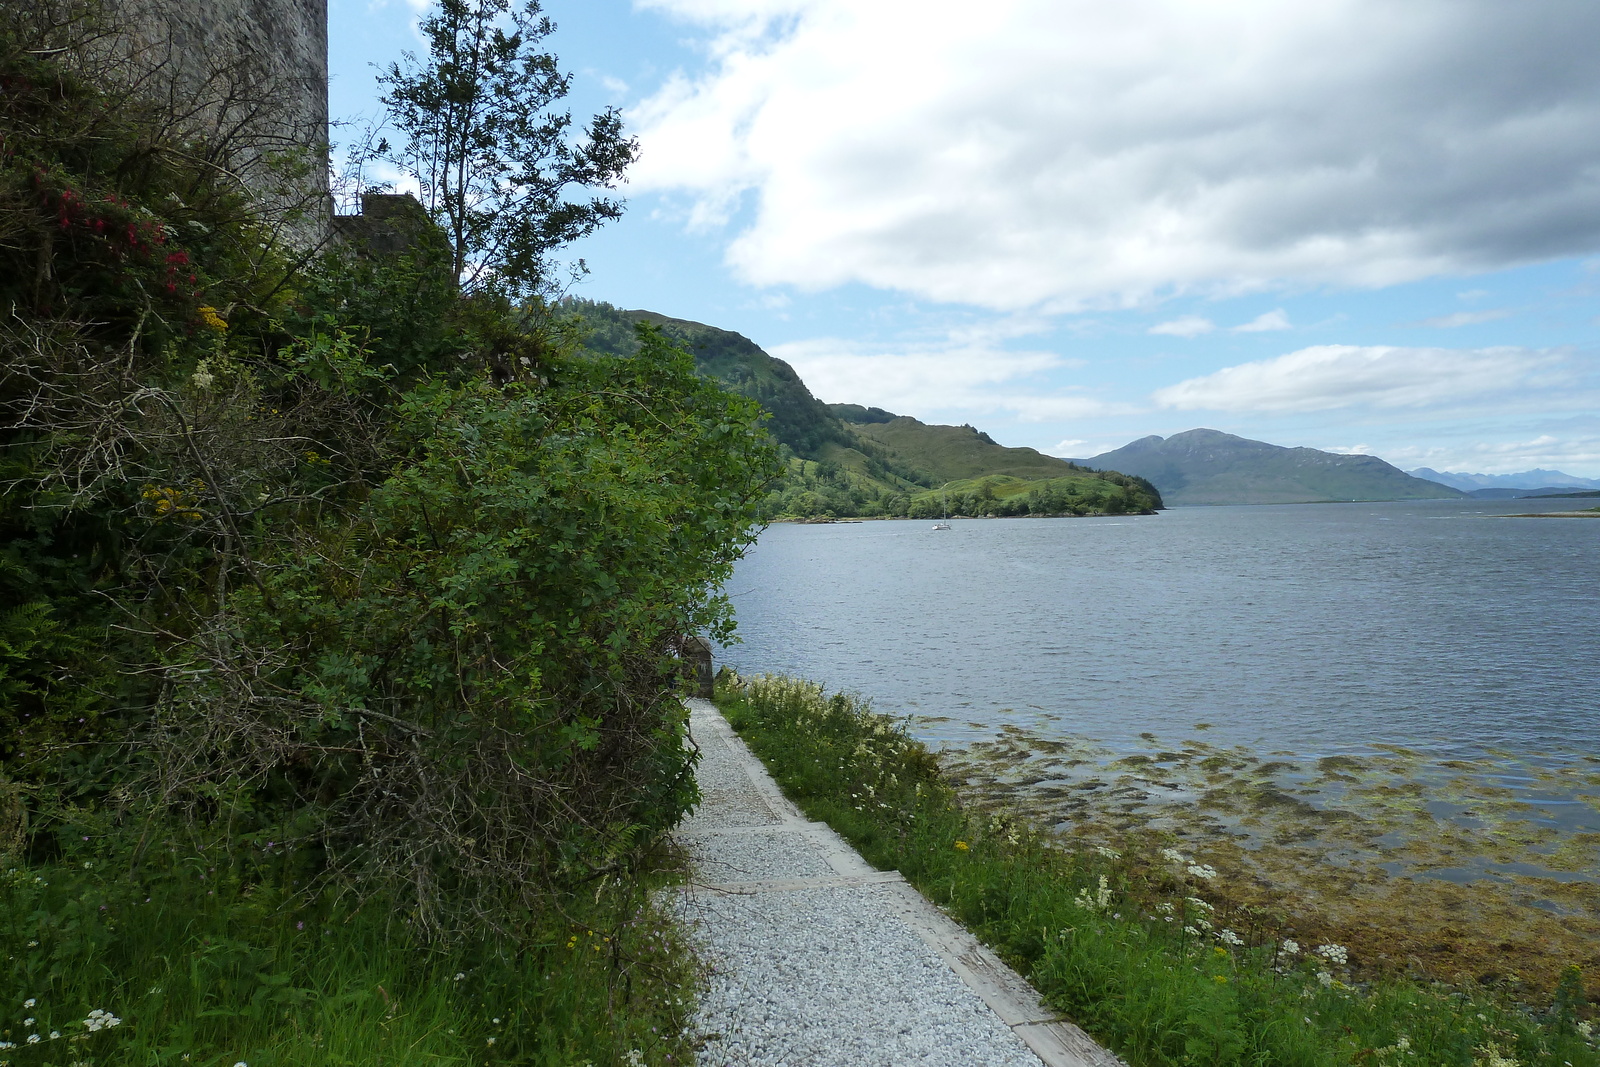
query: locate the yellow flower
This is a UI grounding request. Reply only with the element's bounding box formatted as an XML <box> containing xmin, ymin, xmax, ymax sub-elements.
<box><xmin>954</xmin><ymin>840</ymin><xmax>970</xmax><ymax>851</ymax></box>
<box><xmin>198</xmin><ymin>306</ymin><xmax>227</xmax><ymax>331</ymax></box>
<box><xmin>1212</xmin><ymin>974</ymin><xmax>1229</xmax><ymax>984</ymax></box>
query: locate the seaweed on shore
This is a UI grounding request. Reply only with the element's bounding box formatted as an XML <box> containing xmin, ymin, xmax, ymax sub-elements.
<box><xmin>937</xmin><ymin>724</ymin><xmax>1600</xmax><ymax>998</ymax></box>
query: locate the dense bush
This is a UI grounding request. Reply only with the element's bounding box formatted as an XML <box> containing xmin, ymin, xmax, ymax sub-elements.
<box><xmin>1</xmin><ymin>4</ymin><xmax>778</xmax><ymax>936</ymax></box>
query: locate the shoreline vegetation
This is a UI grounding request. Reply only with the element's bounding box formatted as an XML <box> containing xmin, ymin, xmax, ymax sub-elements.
<box><xmin>1504</xmin><ymin>508</ymin><xmax>1600</xmax><ymax>517</ymax></box>
<box><xmin>938</xmin><ymin>725</ymin><xmax>1600</xmax><ymax>1000</ymax></box>
<box><xmin>713</xmin><ymin>671</ymin><xmax>1598</xmax><ymax>1067</ymax></box>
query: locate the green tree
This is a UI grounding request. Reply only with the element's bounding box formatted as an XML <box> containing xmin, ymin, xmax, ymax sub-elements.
<box><xmin>374</xmin><ymin>0</ymin><xmax>637</xmax><ymax>296</ymax></box>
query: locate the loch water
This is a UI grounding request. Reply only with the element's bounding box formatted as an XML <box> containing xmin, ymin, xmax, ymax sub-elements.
<box><xmin>721</xmin><ymin>499</ymin><xmax>1600</xmax><ymax>763</ymax></box>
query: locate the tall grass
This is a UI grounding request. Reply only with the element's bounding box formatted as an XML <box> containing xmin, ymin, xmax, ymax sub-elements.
<box><xmin>1</xmin><ymin>824</ymin><xmax>697</xmax><ymax>1066</ymax></box>
<box><xmin>716</xmin><ymin>673</ymin><xmax>1597</xmax><ymax>1067</ymax></box>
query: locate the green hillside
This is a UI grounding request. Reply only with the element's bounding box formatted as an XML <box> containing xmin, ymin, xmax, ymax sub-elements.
<box><xmin>566</xmin><ymin>301</ymin><xmax>848</xmax><ymax>456</ymax></box>
<box><xmin>834</xmin><ymin>406</ymin><xmax>1095</xmax><ymax>483</ymax></box>
<box><xmin>565</xmin><ymin>301</ymin><xmax>1162</xmax><ymax>519</ymax></box>
<box><xmin>1085</xmin><ymin>428</ymin><xmax>1463</xmax><ymax>506</ymax></box>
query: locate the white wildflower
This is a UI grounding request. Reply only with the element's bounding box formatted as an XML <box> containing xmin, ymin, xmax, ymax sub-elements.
<box><xmin>1218</xmin><ymin>929</ymin><xmax>1244</xmax><ymax>946</ymax></box>
<box><xmin>1184</xmin><ymin>925</ymin><xmax>1201</xmax><ymax>936</ymax></box>
<box><xmin>1095</xmin><ymin>846</ymin><xmax>1121</xmax><ymax>860</ymax></box>
<box><xmin>84</xmin><ymin>1009</ymin><xmax>121</xmax><ymax>1032</ymax></box>
<box><xmin>1317</xmin><ymin>970</ymin><xmax>1334</xmax><ymax>987</ymax></box>
<box><xmin>1073</xmin><ymin>875</ymin><xmax>1113</xmax><ymax>913</ymax></box>
<box><xmin>1281</xmin><ymin>939</ymin><xmax>1300</xmax><ymax>955</ymax></box>
<box><xmin>1476</xmin><ymin>1043</ymin><xmax>1519</xmax><ymax>1067</ymax></box>
<box><xmin>28</xmin><ymin>1035</ymin><xmax>42</xmax><ymax>1044</ymax></box>
<box><xmin>1161</xmin><ymin>847</ymin><xmax>1186</xmax><ymax>863</ymax></box>
<box><xmin>22</xmin><ymin>999</ymin><xmax>34</xmax><ymax>1008</ymax></box>
<box><xmin>49</xmin><ymin>1031</ymin><xmax>60</xmax><ymax>1040</ymax></box>
<box><xmin>1184</xmin><ymin>897</ymin><xmax>1214</xmax><ymax>912</ymax></box>
<box><xmin>1315</xmin><ymin>943</ymin><xmax>1348</xmax><ymax>966</ymax></box>
<box><xmin>23</xmin><ymin>1020</ymin><xmax>34</xmax><ymax>1027</ymax></box>
<box><xmin>1186</xmin><ymin>863</ymin><xmax>1217</xmax><ymax>880</ymax></box>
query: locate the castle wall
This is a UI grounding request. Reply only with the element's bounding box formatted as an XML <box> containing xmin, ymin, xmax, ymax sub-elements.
<box><xmin>100</xmin><ymin>0</ymin><xmax>330</xmax><ymax>241</ymax></box>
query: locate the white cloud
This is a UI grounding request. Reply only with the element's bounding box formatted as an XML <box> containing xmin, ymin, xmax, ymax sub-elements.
<box><xmin>1415</xmin><ymin>309</ymin><xmax>1512</xmax><ymax>328</ymax></box>
<box><xmin>1149</xmin><ymin>315</ymin><xmax>1215</xmax><ymax>338</ymax></box>
<box><xmin>631</xmin><ymin>0</ymin><xmax>1600</xmax><ymax>310</ymax></box>
<box><xmin>765</xmin><ymin>336</ymin><xmax>1119</xmax><ymax>421</ymax></box>
<box><xmin>1152</xmin><ymin>344</ymin><xmax>1571</xmax><ymax>414</ymax></box>
<box><xmin>1380</xmin><ymin>432</ymin><xmax>1600</xmax><ymax>476</ymax></box>
<box><xmin>1233</xmin><ymin>309</ymin><xmax>1292</xmax><ymax>333</ymax></box>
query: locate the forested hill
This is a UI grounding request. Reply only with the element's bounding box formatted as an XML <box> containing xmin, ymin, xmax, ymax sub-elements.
<box><xmin>567</xmin><ymin>302</ymin><xmax>849</xmax><ymax>457</ymax></box>
<box><xmin>567</xmin><ymin>301</ymin><xmax>1162</xmax><ymax>519</ymax></box>
<box><xmin>1083</xmin><ymin>429</ymin><xmax>1463</xmax><ymax>506</ymax></box>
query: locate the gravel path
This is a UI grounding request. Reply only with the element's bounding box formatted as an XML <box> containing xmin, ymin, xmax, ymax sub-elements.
<box><xmin>671</xmin><ymin>698</ymin><xmax>1124</xmax><ymax>1067</ymax></box>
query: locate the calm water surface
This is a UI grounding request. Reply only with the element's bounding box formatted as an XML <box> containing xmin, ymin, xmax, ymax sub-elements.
<box><xmin>720</xmin><ymin>500</ymin><xmax>1600</xmax><ymax>761</ymax></box>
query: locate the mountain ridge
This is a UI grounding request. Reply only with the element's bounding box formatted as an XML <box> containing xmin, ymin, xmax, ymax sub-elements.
<box><xmin>1080</xmin><ymin>429</ymin><xmax>1462</xmax><ymax>506</ymax></box>
<box><xmin>1409</xmin><ymin>467</ymin><xmax>1600</xmax><ymax>492</ymax></box>
<box><xmin>564</xmin><ymin>301</ymin><xmax>1161</xmax><ymax>518</ymax></box>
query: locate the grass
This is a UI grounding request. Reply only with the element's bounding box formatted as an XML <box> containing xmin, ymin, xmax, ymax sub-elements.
<box><xmin>714</xmin><ymin>672</ymin><xmax>1599</xmax><ymax>1067</ymax></box>
<box><xmin>0</xmin><ymin>823</ymin><xmax>698</xmax><ymax>1067</ymax></box>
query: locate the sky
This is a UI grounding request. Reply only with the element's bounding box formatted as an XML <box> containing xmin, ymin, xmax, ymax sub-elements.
<box><xmin>327</xmin><ymin>0</ymin><xmax>1600</xmax><ymax>476</ymax></box>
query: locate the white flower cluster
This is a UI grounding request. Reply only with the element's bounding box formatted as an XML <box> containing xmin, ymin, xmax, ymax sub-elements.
<box><xmin>1217</xmin><ymin>928</ymin><xmax>1244</xmax><ymax>947</ymax></box>
<box><xmin>1281</xmin><ymin>939</ymin><xmax>1300</xmax><ymax>956</ymax></box>
<box><xmin>1475</xmin><ymin>1042</ymin><xmax>1520</xmax><ymax>1067</ymax></box>
<box><xmin>84</xmin><ymin>1009</ymin><xmax>122</xmax><ymax>1032</ymax></box>
<box><xmin>1161</xmin><ymin>847</ymin><xmax>1218</xmax><ymax>880</ymax></box>
<box><xmin>1094</xmin><ymin>846</ymin><xmax>1121</xmax><ymax>860</ymax></box>
<box><xmin>1073</xmin><ymin>875</ymin><xmax>1114</xmax><ymax>913</ymax></box>
<box><xmin>1315</xmin><ymin>943</ymin><xmax>1348</xmax><ymax>966</ymax></box>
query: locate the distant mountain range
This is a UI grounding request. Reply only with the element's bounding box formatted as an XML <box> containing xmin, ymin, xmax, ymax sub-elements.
<box><xmin>1078</xmin><ymin>430</ymin><xmax>1461</xmax><ymax>506</ymax></box>
<box><xmin>1408</xmin><ymin>467</ymin><xmax>1600</xmax><ymax>493</ymax></box>
<box><xmin>565</xmin><ymin>301</ymin><xmax>1594</xmax><ymax>512</ymax></box>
